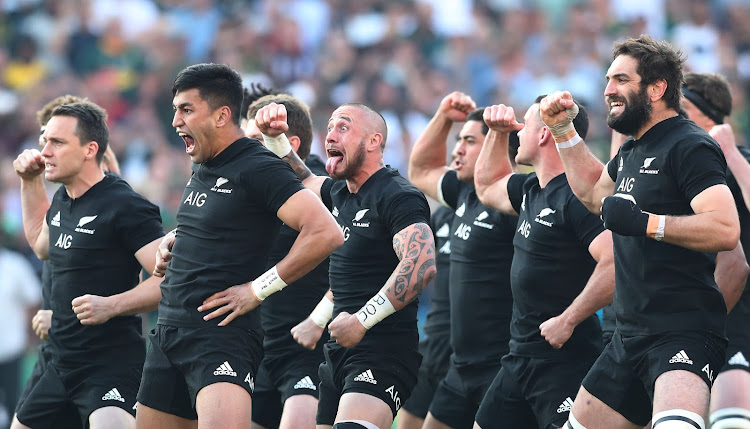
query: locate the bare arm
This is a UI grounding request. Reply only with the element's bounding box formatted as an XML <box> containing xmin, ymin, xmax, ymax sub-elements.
<box><xmin>13</xmin><ymin>149</ymin><xmax>50</xmax><ymax>259</ymax></box>
<box><xmin>715</xmin><ymin>243</ymin><xmax>749</xmax><ymax>313</ymax></box>
<box><xmin>408</xmin><ymin>92</ymin><xmax>476</xmax><ymax>201</ymax></box>
<box><xmin>711</xmin><ymin>124</ymin><xmax>750</xmax><ymax>212</ymax></box>
<box><xmin>660</xmin><ymin>184</ymin><xmax>740</xmax><ymax>252</ymax></box>
<box><xmin>474</xmin><ymin>104</ymin><xmax>524</xmax><ymax>215</ymax></box>
<box><xmin>540</xmin><ymin>92</ymin><xmax>615</xmax><ymax>214</ymax></box>
<box><xmin>540</xmin><ymin>231</ymin><xmax>615</xmax><ymax>348</ymax></box>
<box><xmin>72</xmin><ymin>237</ymin><xmax>165</xmax><ymax>324</ymax></box>
<box><xmin>328</xmin><ymin>222</ymin><xmax>437</xmax><ymax>348</ymax></box>
<box><xmin>200</xmin><ymin>189</ymin><xmax>344</xmax><ymax>326</ymax></box>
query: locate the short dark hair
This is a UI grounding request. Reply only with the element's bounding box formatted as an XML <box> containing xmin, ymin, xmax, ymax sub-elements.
<box><xmin>612</xmin><ymin>35</ymin><xmax>685</xmax><ymax>112</ymax></box>
<box><xmin>534</xmin><ymin>95</ymin><xmax>589</xmax><ymax>140</ymax></box>
<box><xmin>249</xmin><ymin>94</ymin><xmax>314</xmax><ymax>160</ymax></box>
<box><xmin>683</xmin><ymin>72</ymin><xmax>732</xmax><ymax>122</ymax></box>
<box><xmin>50</xmin><ymin>101</ymin><xmax>109</xmax><ymax>163</ymax></box>
<box><xmin>467</xmin><ymin>108</ymin><xmax>489</xmax><ymax>136</ymax></box>
<box><xmin>172</xmin><ymin>63</ymin><xmax>244</xmax><ymax>125</ymax></box>
<box><xmin>37</xmin><ymin>95</ymin><xmax>87</xmax><ymax>127</ymax></box>
<box><xmin>241</xmin><ymin>83</ymin><xmax>285</xmax><ymax>122</ymax></box>
<box><xmin>339</xmin><ymin>103</ymin><xmax>389</xmax><ymax>150</ymax></box>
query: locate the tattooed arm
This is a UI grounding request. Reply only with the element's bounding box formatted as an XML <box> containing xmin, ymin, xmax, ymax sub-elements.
<box><xmin>279</xmin><ymin>149</ymin><xmax>328</xmax><ymax>200</ymax></box>
<box><xmin>328</xmin><ymin>222</ymin><xmax>437</xmax><ymax>347</ymax></box>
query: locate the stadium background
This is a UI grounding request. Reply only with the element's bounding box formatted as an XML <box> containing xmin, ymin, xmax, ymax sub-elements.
<box><xmin>0</xmin><ymin>0</ymin><xmax>749</xmax><ymax>427</ymax></box>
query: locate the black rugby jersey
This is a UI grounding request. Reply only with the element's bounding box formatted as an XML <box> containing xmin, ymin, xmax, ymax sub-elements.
<box><xmin>422</xmin><ymin>205</ymin><xmax>453</xmax><ymax>341</ymax></box>
<box><xmin>158</xmin><ymin>138</ymin><xmax>304</xmax><ymax>330</ymax></box>
<box><xmin>46</xmin><ymin>174</ymin><xmax>163</xmax><ymax>365</ymax></box>
<box><xmin>439</xmin><ymin>170</ymin><xmax>516</xmax><ymax>366</ymax></box>
<box><xmin>319</xmin><ymin>167</ymin><xmax>430</xmax><ymax>350</ymax></box>
<box><xmin>507</xmin><ymin>172</ymin><xmax>604</xmax><ymax>357</ymax></box>
<box><xmin>725</xmin><ymin>145</ymin><xmax>750</xmax><ymax>346</ymax></box>
<box><xmin>606</xmin><ymin>116</ymin><xmax>728</xmax><ymax>335</ymax></box>
<box><xmin>262</xmin><ymin>154</ymin><xmax>330</xmax><ymax>354</ymax></box>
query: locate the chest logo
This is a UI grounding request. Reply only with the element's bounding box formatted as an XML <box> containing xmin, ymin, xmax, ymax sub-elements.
<box><xmin>51</xmin><ymin>211</ymin><xmax>61</xmax><ymax>227</ymax></box>
<box><xmin>435</xmin><ymin>223</ymin><xmax>450</xmax><ymax>238</ymax></box>
<box><xmin>639</xmin><ymin>157</ymin><xmax>659</xmax><ymax>175</ymax></box>
<box><xmin>473</xmin><ymin>211</ymin><xmax>494</xmax><ymax>230</ymax></box>
<box><xmin>211</xmin><ymin>177</ymin><xmax>232</xmax><ymax>193</ymax></box>
<box><xmin>353</xmin><ymin>209</ymin><xmax>370</xmax><ymax>228</ymax></box>
<box><xmin>75</xmin><ymin>215</ymin><xmax>97</xmax><ymax>234</ymax></box>
<box><xmin>455</xmin><ymin>203</ymin><xmax>466</xmax><ymax>217</ymax></box>
<box><xmin>534</xmin><ymin>208</ymin><xmax>555</xmax><ymax>227</ymax></box>
<box><xmin>332</xmin><ymin>206</ymin><xmax>339</xmax><ymax>217</ymax></box>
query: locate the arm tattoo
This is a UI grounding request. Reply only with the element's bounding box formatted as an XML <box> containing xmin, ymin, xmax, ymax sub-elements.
<box><xmin>282</xmin><ymin>151</ymin><xmax>312</xmax><ymax>182</ymax></box>
<box><xmin>387</xmin><ymin>223</ymin><xmax>437</xmax><ymax>304</ymax></box>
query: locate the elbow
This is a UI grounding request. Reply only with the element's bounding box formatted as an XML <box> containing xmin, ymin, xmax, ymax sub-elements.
<box><xmin>475</xmin><ymin>184</ymin><xmax>488</xmax><ymax>206</ymax></box>
<box><xmin>721</xmin><ymin>220</ymin><xmax>741</xmax><ymax>252</ymax></box>
<box><xmin>328</xmin><ymin>223</ymin><xmax>345</xmax><ymax>252</ymax></box>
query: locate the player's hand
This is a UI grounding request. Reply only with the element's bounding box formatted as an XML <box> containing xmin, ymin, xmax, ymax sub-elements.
<box><xmin>13</xmin><ymin>149</ymin><xmax>45</xmax><ymax>180</ymax></box>
<box><xmin>72</xmin><ymin>294</ymin><xmax>116</xmax><ymax>325</ymax></box>
<box><xmin>437</xmin><ymin>92</ymin><xmax>477</xmax><ymax>123</ymax></box>
<box><xmin>153</xmin><ymin>230</ymin><xmax>176</xmax><ymax>277</ymax></box>
<box><xmin>199</xmin><ymin>283</ymin><xmax>261</xmax><ymax>326</ymax></box>
<box><xmin>328</xmin><ymin>312</ymin><xmax>366</xmax><ymax>348</ymax></box>
<box><xmin>255</xmin><ymin>103</ymin><xmax>289</xmax><ymax>137</ymax></box>
<box><xmin>32</xmin><ymin>309</ymin><xmax>53</xmax><ymax>340</ymax></box>
<box><xmin>600</xmin><ymin>194</ymin><xmax>650</xmax><ymax>237</ymax></box>
<box><xmin>539</xmin><ymin>91</ymin><xmax>578</xmax><ymax>137</ymax></box>
<box><xmin>709</xmin><ymin>123</ymin><xmax>736</xmax><ymax>154</ymax></box>
<box><xmin>483</xmin><ymin>104</ymin><xmax>524</xmax><ymax>134</ymax></box>
<box><xmin>539</xmin><ymin>314</ymin><xmax>575</xmax><ymax>349</ymax></box>
<box><xmin>291</xmin><ymin>317</ymin><xmax>325</xmax><ymax>350</ymax></box>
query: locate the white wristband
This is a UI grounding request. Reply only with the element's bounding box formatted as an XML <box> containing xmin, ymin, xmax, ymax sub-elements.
<box><xmin>654</xmin><ymin>215</ymin><xmax>666</xmax><ymax>241</ymax></box>
<box><xmin>356</xmin><ymin>291</ymin><xmax>396</xmax><ymax>330</ymax></box>
<box><xmin>262</xmin><ymin>133</ymin><xmax>293</xmax><ymax>158</ymax></box>
<box><xmin>251</xmin><ymin>266</ymin><xmax>287</xmax><ymax>300</ymax></box>
<box><xmin>310</xmin><ymin>296</ymin><xmax>334</xmax><ymax>328</ymax></box>
<box><xmin>555</xmin><ymin>134</ymin><xmax>582</xmax><ymax>151</ymax></box>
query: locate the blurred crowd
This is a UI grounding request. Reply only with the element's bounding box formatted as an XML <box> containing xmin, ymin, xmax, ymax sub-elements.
<box><xmin>1</xmin><ymin>0</ymin><xmax>750</xmax><ymax>261</ymax></box>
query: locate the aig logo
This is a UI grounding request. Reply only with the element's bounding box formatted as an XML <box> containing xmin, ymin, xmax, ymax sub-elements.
<box><xmin>55</xmin><ymin>233</ymin><xmax>72</xmax><ymax>249</ymax></box>
<box><xmin>183</xmin><ymin>191</ymin><xmax>207</xmax><ymax>207</ymax></box>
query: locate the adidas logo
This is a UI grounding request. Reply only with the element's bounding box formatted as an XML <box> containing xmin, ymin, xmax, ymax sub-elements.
<box><xmin>51</xmin><ymin>211</ymin><xmax>61</xmax><ymax>227</ymax></box>
<box><xmin>293</xmin><ymin>376</ymin><xmax>317</xmax><ymax>390</ymax></box>
<box><xmin>729</xmin><ymin>351</ymin><xmax>750</xmax><ymax>367</ymax></box>
<box><xmin>353</xmin><ymin>369</ymin><xmax>377</xmax><ymax>384</ymax></box>
<box><xmin>102</xmin><ymin>388</ymin><xmax>125</xmax><ymax>402</ymax></box>
<box><xmin>435</xmin><ymin>223</ymin><xmax>450</xmax><ymax>238</ymax></box>
<box><xmin>332</xmin><ymin>206</ymin><xmax>339</xmax><ymax>217</ymax></box>
<box><xmin>439</xmin><ymin>240</ymin><xmax>451</xmax><ymax>254</ymax></box>
<box><xmin>557</xmin><ymin>397</ymin><xmax>574</xmax><ymax>413</ymax></box>
<box><xmin>214</xmin><ymin>361</ymin><xmax>237</xmax><ymax>376</ymax></box>
<box><xmin>669</xmin><ymin>350</ymin><xmax>693</xmax><ymax>365</ymax></box>
<box><xmin>455</xmin><ymin>203</ymin><xmax>465</xmax><ymax>217</ymax></box>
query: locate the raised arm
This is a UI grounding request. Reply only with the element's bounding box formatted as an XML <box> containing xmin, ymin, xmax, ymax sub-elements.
<box><xmin>711</xmin><ymin>124</ymin><xmax>750</xmax><ymax>212</ymax></box>
<box><xmin>200</xmin><ymin>189</ymin><xmax>344</xmax><ymax>326</ymax></box>
<box><xmin>328</xmin><ymin>222</ymin><xmax>437</xmax><ymax>348</ymax></box>
<box><xmin>72</xmin><ymin>237</ymin><xmax>165</xmax><ymax>325</ymax></box>
<box><xmin>540</xmin><ymin>231</ymin><xmax>615</xmax><ymax>348</ymax></box>
<box><xmin>540</xmin><ymin>92</ymin><xmax>615</xmax><ymax>214</ymax></box>
<box><xmin>13</xmin><ymin>149</ymin><xmax>50</xmax><ymax>259</ymax></box>
<box><xmin>475</xmin><ymin>104</ymin><xmax>524</xmax><ymax>215</ymax></box>
<box><xmin>409</xmin><ymin>92</ymin><xmax>476</xmax><ymax>200</ymax></box>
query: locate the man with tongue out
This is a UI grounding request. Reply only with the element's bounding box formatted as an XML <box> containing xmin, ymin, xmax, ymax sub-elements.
<box><xmin>135</xmin><ymin>63</ymin><xmax>343</xmax><ymax>429</ymax></box>
<box><xmin>253</xmin><ymin>101</ymin><xmax>437</xmax><ymax>429</ymax></box>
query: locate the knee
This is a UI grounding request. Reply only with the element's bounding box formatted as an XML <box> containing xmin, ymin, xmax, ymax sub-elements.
<box><xmin>652</xmin><ymin>409</ymin><xmax>705</xmax><ymax>429</ymax></box>
<box><xmin>332</xmin><ymin>421</ymin><xmax>379</xmax><ymax>429</ymax></box>
<box><xmin>710</xmin><ymin>408</ymin><xmax>750</xmax><ymax>429</ymax></box>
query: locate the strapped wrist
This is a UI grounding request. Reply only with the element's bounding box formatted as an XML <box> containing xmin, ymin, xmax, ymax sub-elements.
<box><xmin>251</xmin><ymin>266</ymin><xmax>287</xmax><ymax>300</ymax></box>
<box><xmin>262</xmin><ymin>133</ymin><xmax>293</xmax><ymax>158</ymax></box>
<box><xmin>310</xmin><ymin>296</ymin><xmax>334</xmax><ymax>328</ymax></box>
<box><xmin>356</xmin><ymin>291</ymin><xmax>396</xmax><ymax>330</ymax></box>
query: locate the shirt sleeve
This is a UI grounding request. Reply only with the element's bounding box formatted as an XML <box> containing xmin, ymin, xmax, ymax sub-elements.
<box><xmin>438</xmin><ymin>170</ymin><xmax>462</xmax><ymax>209</ymax></box>
<box><xmin>385</xmin><ymin>191</ymin><xmax>431</xmax><ymax>238</ymax></box>
<box><xmin>508</xmin><ymin>173</ymin><xmax>532</xmax><ymax>213</ymax></box>
<box><xmin>607</xmin><ymin>153</ymin><xmax>620</xmax><ymax>182</ymax></box>
<box><xmin>567</xmin><ymin>194</ymin><xmax>606</xmax><ymax>249</ymax></box>
<box><xmin>245</xmin><ymin>156</ymin><xmax>306</xmax><ymax>215</ymax></box>
<box><xmin>117</xmin><ymin>193</ymin><xmax>165</xmax><ymax>254</ymax></box>
<box><xmin>671</xmin><ymin>140</ymin><xmax>727</xmax><ymax>202</ymax></box>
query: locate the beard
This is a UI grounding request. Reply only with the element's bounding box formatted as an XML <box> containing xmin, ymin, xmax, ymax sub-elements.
<box><xmin>331</xmin><ymin>139</ymin><xmax>367</xmax><ymax>181</ymax></box>
<box><xmin>607</xmin><ymin>85</ymin><xmax>652</xmax><ymax>136</ymax></box>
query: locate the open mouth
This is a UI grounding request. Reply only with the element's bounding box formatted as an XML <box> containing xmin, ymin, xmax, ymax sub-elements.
<box><xmin>326</xmin><ymin>148</ymin><xmax>344</xmax><ymax>175</ymax></box>
<box><xmin>179</xmin><ymin>132</ymin><xmax>196</xmax><ymax>155</ymax></box>
<box><xmin>608</xmin><ymin>99</ymin><xmax>625</xmax><ymax>115</ymax></box>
